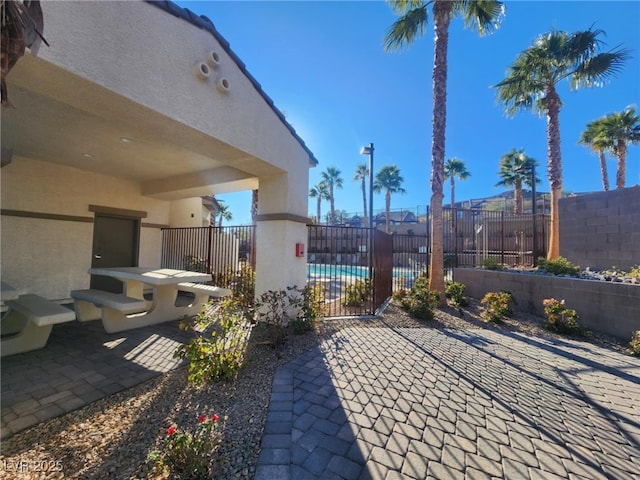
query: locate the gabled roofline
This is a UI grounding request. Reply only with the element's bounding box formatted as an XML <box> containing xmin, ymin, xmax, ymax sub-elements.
<box><xmin>147</xmin><ymin>1</ymin><xmax>319</xmax><ymax>167</ymax></box>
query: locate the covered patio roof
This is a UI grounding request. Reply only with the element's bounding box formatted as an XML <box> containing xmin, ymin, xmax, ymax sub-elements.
<box><xmin>1</xmin><ymin>0</ymin><xmax>317</xmax><ymax>201</ymax></box>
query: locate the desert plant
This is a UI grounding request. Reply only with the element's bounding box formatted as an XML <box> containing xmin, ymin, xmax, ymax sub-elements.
<box><xmin>445</xmin><ymin>280</ymin><xmax>469</xmax><ymax>307</ymax></box>
<box><xmin>343</xmin><ymin>278</ymin><xmax>372</xmax><ymax>307</ymax></box>
<box><xmin>628</xmin><ymin>330</ymin><xmax>640</xmax><ymax>356</ymax></box>
<box><xmin>149</xmin><ymin>414</ymin><xmax>222</xmax><ymax>479</ymax></box>
<box><xmin>483</xmin><ymin>258</ymin><xmax>503</xmax><ymax>270</ymax></box>
<box><xmin>537</xmin><ymin>257</ymin><xmax>579</xmax><ymax>276</ymax></box>
<box><xmin>542</xmin><ymin>298</ymin><xmax>582</xmax><ymax>335</ymax></box>
<box><xmin>254</xmin><ymin>287</ymin><xmax>302</xmax><ymax>346</ymax></box>
<box><xmin>398</xmin><ymin>274</ymin><xmax>439</xmax><ymax>320</ymax></box>
<box><xmin>291</xmin><ymin>284</ymin><xmax>327</xmax><ymax>334</ymax></box>
<box><xmin>175</xmin><ymin>298</ymin><xmax>251</xmax><ymax>385</ymax></box>
<box><xmin>480</xmin><ymin>291</ymin><xmax>515</xmax><ymax>323</ymax></box>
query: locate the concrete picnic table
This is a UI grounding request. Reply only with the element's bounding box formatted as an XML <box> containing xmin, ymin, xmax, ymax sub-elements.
<box><xmin>73</xmin><ymin>267</ymin><xmax>230</xmax><ymax>333</ymax></box>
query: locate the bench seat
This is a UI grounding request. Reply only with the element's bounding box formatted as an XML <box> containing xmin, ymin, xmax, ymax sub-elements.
<box><xmin>71</xmin><ymin>289</ymin><xmax>148</xmax><ymax>314</ymax></box>
<box><xmin>2</xmin><ymin>294</ymin><xmax>76</xmax><ymax>357</ymax></box>
<box><xmin>177</xmin><ymin>282</ymin><xmax>232</xmax><ymax>298</ymax></box>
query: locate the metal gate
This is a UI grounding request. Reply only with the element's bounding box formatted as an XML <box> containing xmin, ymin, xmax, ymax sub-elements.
<box><xmin>373</xmin><ymin>229</ymin><xmax>393</xmax><ymax>310</ymax></box>
<box><xmin>307</xmin><ymin>225</ymin><xmax>394</xmax><ymax>317</ymax></box>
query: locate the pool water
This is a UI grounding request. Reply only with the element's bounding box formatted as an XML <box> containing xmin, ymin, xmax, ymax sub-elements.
<box><xmin>306</xmin><ymin>264</ymin><xmax>417</xmax><ymax>280</ymax></box>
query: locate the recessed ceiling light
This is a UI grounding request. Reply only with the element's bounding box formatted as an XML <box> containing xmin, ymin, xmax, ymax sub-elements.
<box><xmin>120</xmin><ymin>137</ymin><xmax>134</xmax><ymax>143</ymax></box>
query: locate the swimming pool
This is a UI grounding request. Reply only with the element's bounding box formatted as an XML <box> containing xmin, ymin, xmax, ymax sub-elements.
<box><xmin>306</xmin><ymin>264</ymin><xmax>417</xmax><ymax>280</ymax></box>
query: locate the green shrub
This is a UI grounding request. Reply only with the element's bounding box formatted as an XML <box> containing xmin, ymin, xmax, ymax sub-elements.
<box><xmin>445</xmin><ymin>280</ymin><xmax>469</xmax><ymax>307</ymax></box>
<box><xmin>398</xmin><ymin>274</ymin><xmax>439</xmax><ymax>320</ymax></box>
<box><xmin>175</xmin><ymin>298</ymin><xmax>251</xmax><ymax>385</ymax></box>
<box><xmin>291</xmin><ymin>284</ymin><xmax>326</xmax><ymax>334</ymax></box>
<box><xmin>538</xmin><ymin>257</ymin><xmax>579</xmax><ymax>276</ymax></box>
<box><xmin>542</xmin><ymin>298</ymin><xmax>583</xmax><ymax>335</ymax></box>
<box><xmin>480</xmin><ymin>291</ymin><xmax>515</xmax><ymax>323</ymax></box>
<box><xmin>482</xmin><ymin>258</ymin><xmax>503</xmax><ymax>270</ymax></box>
<box><xmin>627</xmin><ymin>330</ymin><xmax>640</xmax><ymax>356</ymax></box>
<box><xmin>629</xmin><ymin>265</ymin><xmax>640</xmax><ymax>279</ymax></box>
<box><xmin>343</xmin><ymin>279</ymin><xmax>372</xmax><ymax>307</ymax></box>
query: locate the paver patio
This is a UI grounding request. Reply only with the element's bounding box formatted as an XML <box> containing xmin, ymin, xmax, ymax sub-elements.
<box><xmin>257</xmin><ymin>324</ymin><xmax>640</xmax><ymax>479</ymax></box>
<box><xmin>2</xmin><ymin>314</ymin><xmax>639</xmax><ymax>479</ymax></box>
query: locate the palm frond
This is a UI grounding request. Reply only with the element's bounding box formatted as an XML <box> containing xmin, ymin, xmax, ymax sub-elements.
<box><xmin>570</xmin><ymin>48</ymin><xmax>632</xmax><ymax>90</ymax></box>
<box><xmin>383</xmin><ymin>5</ymin><xmax>428</xmax><ymax>51</ymax></box>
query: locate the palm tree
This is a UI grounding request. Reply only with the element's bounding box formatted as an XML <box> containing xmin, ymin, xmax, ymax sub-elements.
<box><xmin>1</xmin><ymin>0</ymin><xmax>48</xmax><ymax>106</ymax></box>
<box><xmin>598</xmin><ymin>106</ymin><xmax>640</xmax><ymax>189</ymax></box>
<box><xmin>384</xmin><ymin>0</ymin><xmax>504</xmax><ymax>302</ymax></box>
<box><xmin>309</xmin><ymin>182</ymin><xmax>330</xmax><ymax>224</ymax></box>
<box><xmin>495</xmin><ymin>149</ymin><xmax>538</xmax><ymax>214</ymax></box>
<box><xmin>216</xmin><ymin>202</ymin><xmax>232</xmax><ymax>227</ymax></box>
<box><xmin>373</xmin><ymin>165</ymin><xmax>406</xmax><ymax>233</ymax></box>
<box><xmin>354</xmin><ymin>163</ymin><xmax>370</xmax><ymax>227</ymax></box>
<box><xmin>579</xmin><ymin>120</ymin><xmax>613</xmax><ymax>191</ymax></box>
<box><xmin>444</xmin><ymin>157</ymin><xmax>470</xmax><ymax>210</ymax></box>
<box><xmin>320</xmin><ymin>166</ymin><xmax>343</xmax><ymax>225</ymax></box>
<box><xmin>494</xmin><ymin>27</ymin><xmax>629</xmax><ymax>259</ymax></box>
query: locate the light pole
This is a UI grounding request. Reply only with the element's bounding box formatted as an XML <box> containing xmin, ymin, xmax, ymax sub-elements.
<box><xmin>360</xmin><ymin>143</ymin><xmax>374</xmax><ymax>292</ymax></box>
<box><xmin>360</xmin><ymin>143</ymin><xmax>374</xmax><ymax>231</ymax></box>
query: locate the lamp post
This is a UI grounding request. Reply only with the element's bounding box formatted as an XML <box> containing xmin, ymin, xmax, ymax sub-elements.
<box><xmin>360</xmin><ymin>143</ymin><xmax>374</xmax><ymax>294</ymax></box>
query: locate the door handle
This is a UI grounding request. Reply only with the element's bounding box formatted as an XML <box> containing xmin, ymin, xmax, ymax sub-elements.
<box><xmin>94</xmin><ymin>254</ymin><xmax>102</xmax><ymax>259</ymax></box>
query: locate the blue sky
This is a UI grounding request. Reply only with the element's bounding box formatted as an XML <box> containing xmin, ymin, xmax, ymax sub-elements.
<box><xmin>176</xmin><ymin>1</ymin><xmax>640</xmax><ymax>225</ymax></box>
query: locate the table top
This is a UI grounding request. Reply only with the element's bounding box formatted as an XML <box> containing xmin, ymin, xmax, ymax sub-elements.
<box><xmin>1</xmin><ymin>281</ymin><xmax>19</xmax><ymax>301</ymax></box>
<box><xmin>88</xmin><ymin>267</ymin><xmax>212</xmax><ymax>285</ymax></box>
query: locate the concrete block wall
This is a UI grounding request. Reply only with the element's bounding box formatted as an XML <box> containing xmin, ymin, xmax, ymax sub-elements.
<box><xmin>454</xmin><ymin>268</ymin><xmax>640</xmax><ymax>342</ymax></box>
<box><xmin>560</xmin><ymin>186</ymin><xmax>640</xmax><ymax>271</ymax></box>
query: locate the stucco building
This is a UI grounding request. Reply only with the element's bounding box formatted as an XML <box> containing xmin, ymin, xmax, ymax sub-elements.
<box><xmin>1</xmin><ymin>1</ymin><xmax>316</xmax><ymax>304</ymax></box>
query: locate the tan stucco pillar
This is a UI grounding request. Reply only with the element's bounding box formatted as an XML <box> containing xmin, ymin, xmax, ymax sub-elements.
<box><xmin>254</xmin><ymin>172</ymin><xmax>309</xmax><ymax>296</ymax></box>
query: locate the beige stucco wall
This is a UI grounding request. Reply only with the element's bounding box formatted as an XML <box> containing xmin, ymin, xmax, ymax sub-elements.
<box><xmin>0</xmin><ymin>157</ymin><xmax>169</xmax><ymax>301</ymax></box>
<box><xmin>169</xmin><ymin>198</ymin><xmax>209</xmax><ymax>227</ymax></box>
<box><xmin>38</xmin><ymin>1</ymin><xmax>311</xmax><ymax>184</ymax></box>
<box><xmin>2</xmin><ymin>1</ymin><xmax>313</xmax><ymax>304</ymax></box>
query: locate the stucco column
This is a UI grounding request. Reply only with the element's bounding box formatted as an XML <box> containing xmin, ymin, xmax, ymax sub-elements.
<box><xmin>254</xmin><ymin>172</ymin><xmax>309</xmax><ymax>296</ymax></box>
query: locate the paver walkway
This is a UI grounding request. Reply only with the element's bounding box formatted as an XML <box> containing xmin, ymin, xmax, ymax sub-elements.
<box><xmin>256</xmin><ymin>324</ymin><xmax>640</xmax><ymax>480</ymax></box>
<box><xmin>1</xmin><ymin>318</ymin><xmax>191</xmax><ymax>438</ymax></box>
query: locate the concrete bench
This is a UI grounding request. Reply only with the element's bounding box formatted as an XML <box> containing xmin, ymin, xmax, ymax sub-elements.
<box><xmin>177</xmin><ymin>282</ymin><xmax>232</xmax><ymax>298</ymax></box>
<box><xmin>1</xmin><ymin>294</ymin><xmax>76</xmax><ymax>357</ymax></box>
<box><xmin>71</xmin><ymin>289</ymin><xmax>148</xmax><ymax>323</ymax></box>
<box><xmin>178</xmin><ymin>282</ymin><xmax>232</xmax><ymax>311</ymax></box>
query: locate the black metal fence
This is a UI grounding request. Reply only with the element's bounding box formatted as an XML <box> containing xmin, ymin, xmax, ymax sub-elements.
<box><xmin>161</xmin><ymin>225</ymin><xmax>255</xmax><ymax>296</ymax></box>
<box><xmin>442</xmin><ymin>208</ymin><xmax>549</xmax><ymax>267</ymax></box>
<box><xmin>161</xmin><ymin>210</ymin><xmax>549</xmax><ymax>317</ymax></box>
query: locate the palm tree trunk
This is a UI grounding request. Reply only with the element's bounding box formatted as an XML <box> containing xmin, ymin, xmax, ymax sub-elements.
<box><xmin>361</xmin><ymin>177</ymin><xmax>369</xmax><ymax>227</ymax></box>
<box><xmin>428</xmin><ymin>0</ymin><xmax>450</xmax><ymax>305</ymax></box>
<box><xmin>598</xmin><ymin>150</ymin><xmax>610</xmax><ymax>191</ymax></box>
<box><xmin>546</xmin><ymin>85</ymin><xmax>563</xmax><ymax>260</ymax></box>
<box><xmin>514</xmin><ymin>180</ymin><xmax>523</xmax><ymax>215</ymax></box>
<box><xmin>316</xmin><ymin>197</ymin><xmax>321</xmax><ymax>225</ymax></box>
<box><xmin>615</xmin><ymin>140</ymin><xmax>627</xmax><ymax>189</ymax></box>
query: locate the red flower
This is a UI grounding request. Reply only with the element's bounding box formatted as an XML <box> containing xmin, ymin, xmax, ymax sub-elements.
<box><xmin>197</xmin><ymin>415</ymin><xmax>207</xmax><ymax>424</ymax></box>
<box><xmin>211</xmin><ymin>414</ymin><xmax>220</xmax><ymax>422</ymax></box>
<box><xmin>167</xmin><ymin>425</ymin><xmax>176</xmax><ymax>436</ymax></box>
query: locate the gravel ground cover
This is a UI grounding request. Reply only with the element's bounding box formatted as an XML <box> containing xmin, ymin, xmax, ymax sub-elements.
<box><xmin>0</xmin><ymin>299</ymin><xmax>629</xmax><ymax>479</ymax></box>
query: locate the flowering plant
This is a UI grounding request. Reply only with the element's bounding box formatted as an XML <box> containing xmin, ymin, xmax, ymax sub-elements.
<box><xmin>542</xmin><ymin>298</ymin><xmax>581</xmax><ymax>335</ymax></box>
<box><xmin>149</xmin><ymin>413</ymin><xmax>221</xmax><ymax>479</ymax></box>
